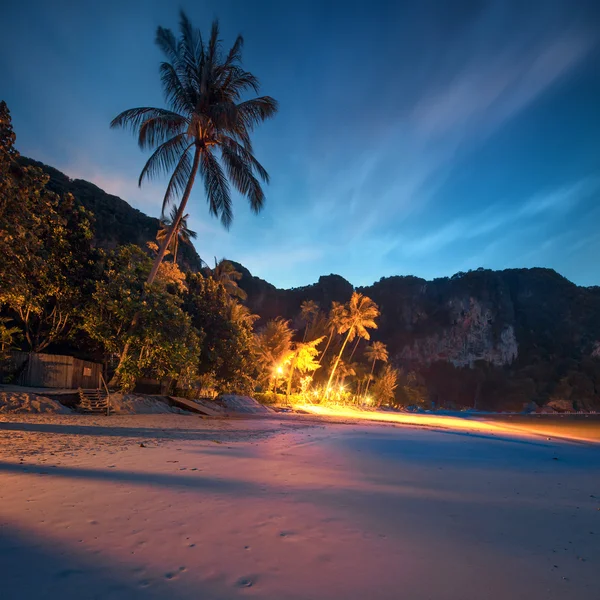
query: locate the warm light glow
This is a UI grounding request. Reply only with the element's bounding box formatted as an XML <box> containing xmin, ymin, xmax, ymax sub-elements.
<box><xmin>276</xmin><ymin>366</ymin><xmax>283</xmax><ymax>374</ymax></box>
<box><xmin>365</xmin><ymin>396</ymin><xmax>372</xmax><ymax>404</ymax></box>
<box><xmin>338</xmin><ymin>385</ymin><xmax>344</xmax><ymax>392</ymax></box>
<box><xmin>293</xmin><ymin>405</ymin><xmax>520</xmax><ymax>437</ymax></box>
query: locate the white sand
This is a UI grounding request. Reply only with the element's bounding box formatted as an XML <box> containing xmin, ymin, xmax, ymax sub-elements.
<box><xmin>0</xmin><ymin>414</ymin><xmax>599</xmax><ymax>599</ymax></box>
<box><xmin>0</xmin><ymin>391</ymin><xmax>72</xmax><ymax>414</ymax></box>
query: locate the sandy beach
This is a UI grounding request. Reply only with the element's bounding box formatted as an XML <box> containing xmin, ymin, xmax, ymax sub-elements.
<box><xmin>1</xmin><ymin>414</ymin><xmax>599</xmax><ymax>599</ymax></box>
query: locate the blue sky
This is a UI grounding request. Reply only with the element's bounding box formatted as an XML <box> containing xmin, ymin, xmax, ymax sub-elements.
<box><xmin>2</xmin><ymin>0</ymin><xmax>600</xmax><ymax>288</ymax></box>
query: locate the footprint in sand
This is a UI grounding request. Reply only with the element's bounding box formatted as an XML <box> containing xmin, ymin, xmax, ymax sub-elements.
<box><xmin>235</xmin><ymin>576</ymin><xmax>255</xmax><ymax>588</ymax></box>
<box><xmin>165</xmin><ymin>566</ymin><xmax>187</xmax><ymax>580</ymax></box>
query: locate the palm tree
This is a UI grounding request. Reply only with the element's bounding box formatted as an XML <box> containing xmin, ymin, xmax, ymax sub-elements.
<box><xmin>319</xmin><ymin>301</ymin><xmax>345</xmax><ymax>364</ymax></box>
<box><xmin>111</xmin><ymin>12</ymin><xmax>278</xmax><ymax>285</ymax></box>
<box><xmin>156</xmin><ymin>205</ymin><xmax>197</xmax><ymax>264</ymax></box>
<box><xmin>372</xmin><ymin>365</ymin><xmax>399</xmax><ymax>407</ymax></box>
<box><xmin>285</xmin><ymin>336</ymin><xmax>324</xmax><ymax>399</ymax></box>
<box><xmin>204</xmin><ymin>258</ymin><xmax>247</xmax><ymax>300</ymax></box>
<box><xmin>363</xmin><ymin>341</ymin><xmax>388</xmax><ymax>397</ymax></box>
<box><xmin>254</xmin><ymin>317</ymin><xmax>294</xmax><ymax>389</ymax></box>
<box><xmin>300</xmin><ymin>300</ymin><xmax>319</xmax><ymax>342</ymax></box>
<box><xmin>229</xmin><ymin>301</ymin><xmax>259</xmax><ymax>328</ymax></box>
<box><xmin>326</xmin><ymin>292</ymin><xmax>379</xmax><ymax>394</ymax></box>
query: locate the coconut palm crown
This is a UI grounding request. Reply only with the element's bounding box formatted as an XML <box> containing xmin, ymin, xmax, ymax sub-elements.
<box><xmin>111</xmin><ymin>12</ymin><xmax>278</xmax><ymax>284</ymax></box>
<box><xmin>156</xmin><ymin>205</ymin><xmax>197</xmax><ymax>264</ymax></box>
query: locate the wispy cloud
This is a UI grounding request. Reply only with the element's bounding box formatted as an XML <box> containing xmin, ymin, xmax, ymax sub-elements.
<box><xmin>411</xmin><ymin>31</ymin><xmax>596</xmax><ymax>142</ymax></box>
<box><xmin>395</xmin><ymin>177</ymin><xmax>600</xmax><ymax>258</ymax></box>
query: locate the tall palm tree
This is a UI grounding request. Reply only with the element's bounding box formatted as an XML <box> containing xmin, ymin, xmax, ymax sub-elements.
<box><xmin>326</xmin><ymin>292</ymin><xmax>380</xmax><ymax>393</ymax></box>
<box><xmin>363</xmin><ymin>341</ymin><xmax>388</xmax><ymax>397</ymax></box>
<box><xmin>111</xmin><ymin>12</ymin><xmax>278</xmax><ymax>285</ymax></box>
<box><xmin>156</xmin><ymin>205</ymin><xmax>197</xmax><ymax>264</ymax></box>
<box><xmin>204</xmin><ymin>258</ymin><xmax>247</xmax><ymax>300</ymax></box>
<box><xmin>300</xmin><ymin>300</ymin><xmax>319</xmax><ymax>342</ymax></box>
<box><xmin>319</xmin><ymin>301</ymin><xmax>345</xmax><ymax>364</ymax></box>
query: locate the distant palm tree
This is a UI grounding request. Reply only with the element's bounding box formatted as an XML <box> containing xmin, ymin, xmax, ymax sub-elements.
<box><xmin>300</xmin><ymin>300</ymin><xmax>320</xmax><ymax>342</ymax></box>
<box><xmin>319</xmin><ymin>301</ymin><xmax>345</xmax><ymax>364</ymax></box>
<box><xmin>156</xmin><ymin>205</ymin><xmax>197</xmax><ymax>264</ymax></box>
<box><xmin>363</xmin><ymin>341</ymin><xmax>388</xmax><ymax>397</ymax></box>
<box><xmin>229</xmin><ymin>301</ymin><xmax>259</xmax><ymax>328</ymax></box>
<box><xmin>111</xmin><ymin>12</ymin><xmax>278</xmax><ymax>285</ymax></box>
<box><xmin>326</xmin><ymin>292</ymin><xmax>379</xmax><ymax>393</ymax></box>
<box><xmin>204</xmin><ymin>258</ymin><xmax>247</xmax><ymax>300</ymax></box>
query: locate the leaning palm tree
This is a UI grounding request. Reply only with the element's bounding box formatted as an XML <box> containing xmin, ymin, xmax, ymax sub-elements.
<box><xmin>326</xmin><ymin>292</ymin><xmax>380</xmax><ymax>394</ymax></box>
<box><xmin>111</xmin><ymin>12</ymin><xmax>278</xmax><ymax>285</ymax></box>
<box><xmin>300</xmin><ymin>300</ymin><xmax>320</xmax><ymax>342</ymax></box>
<box><xmin>318</xmin><ymin>301</ymin><xmax>345</xmax><ymax>364</ymax></box>
<box><xmin>363</xmin><ymin>341</ymin><xmax>388</xmax><ymax>397</ymax></box>
<box><xmin>156</xmin><ymin>205</ymin><xmax>197</xmax><ymax>264</ymax></box>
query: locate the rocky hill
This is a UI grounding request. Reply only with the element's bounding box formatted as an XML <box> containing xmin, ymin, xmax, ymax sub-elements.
<box><xmin>19</xmin><ymin>157</ymin><xmax>204</xmax><ymax>271</ymax></box>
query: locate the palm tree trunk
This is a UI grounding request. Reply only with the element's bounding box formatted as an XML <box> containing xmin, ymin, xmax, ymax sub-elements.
<box><xmin>147</xmin><ymin>146</ymin><xmax>200</xmax><ymax>285</ymax></box>
<box><xmin>364</xmin><ymin>358</ymin><xmax>376</xmax><ymax>396</ymax></box>
<box><xmin>326</xmin><ymin>329</ymin><xmax>352</xmax><ymax>393</ymax></box>
<box><xmin>348</xmin><ymin>337</ymin><xmax>361</xmax><ymax>362</ymax></box>
<box><xmin>286</xmin><ymin>359</ymin><xmax>296</xmax><ymax>400</ymax></box>
<box><xmin>318</xmin><ymin>327</ymin><xmax>334</xmax><ymax>364</ymax></box>
<box><xmin>173</xmin><ymin>236</ymin><xmax>179</xmax><ymax>265</ymax></box>
<box><xmin>109</xmin><ymin>146</ymin><xmax>200</xmax><ymax>387</ymax></box>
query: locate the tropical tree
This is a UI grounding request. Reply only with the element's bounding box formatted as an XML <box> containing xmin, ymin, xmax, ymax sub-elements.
<box><xmin>364</xmin><ymin>341</ymin><xmax>389</xmax><ymax>396</ymax></box>
<box><xmin>80</xmin><ymin>245</ymin><xmax>201</xmax><ymax>391</ymax></box>
<box><xmin>285</xmin><ymin>336</ymin><xmax>324</xmax><ymax>398</ymax></box>
<box><xmin>204</xmin><ymin>258</ymin><xmax>247</xmax><ymax>300</ymax></box>
<box><xmin>300</xmin><ymin>300</ymin><xmax>319</xmax><ymax>341</ymax></box>
<box><xmin>229</xmin><ymin>301</ymin><xmax>259</xmax><ymax>329</ymax></box>
<box><xmin>326</xmin><ymin>292</ymin><xmax>380</xmax><ymax>393</ymax></box>
<box><xmin>254</xmin><ymin>317</ymin><xmax>294</xmax><ymax>389</ymax></box>
<box><xmin>372</xmin><ymin>365</ymin><xmax>399</xmax><ymax>407</ymax></box>
<box><xmin>156</xmin><ymin>205</ymin><xmax>197</xmax><ymax>264</ymax></box>
<box><xmin>319</xmin><ymin>301</ymin><xmax>345</xmax><ymax>364</ymax></box>
<box><xmin>110</xmin><ymin>12</ymin><xmax>278</xmax><ymax>285</ymax></box>
<box><xmin>183</xmin><ymin>273</ymin><xmax>257</xmax><ymax>393</ymax></box>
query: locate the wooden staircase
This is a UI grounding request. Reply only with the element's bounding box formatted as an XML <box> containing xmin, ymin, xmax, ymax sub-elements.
<box><xmin>78</xmin><ymin>388</ymin><xmax>110</xmax><ymax>414</ymax></box>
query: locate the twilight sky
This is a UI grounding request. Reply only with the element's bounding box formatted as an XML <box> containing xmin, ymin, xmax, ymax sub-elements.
<box><xmin>2</xmin><ymin>0</ymin><xmax>600</xmax><ymax>288</ymax></box>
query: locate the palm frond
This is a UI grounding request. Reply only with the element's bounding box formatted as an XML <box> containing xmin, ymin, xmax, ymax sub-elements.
<box><xmin>138</xmin><ymin>134</ymin><xmax>191</xmax><ymax>185</ymax></box>
<box><xmin>110</xmin><ymin>107</ymin><xmax>182</xmax><ymax>134</ymax></box>
<box><xmin>236</xmin><ymin>97</ymin><xmax>278</xmax><ymax>129</ymax></box>
<box><xmin>224</xmin><ymin>35</ymin><xmax>244</xmax><ymax>66</ymax></box>
<box><xmin>161</xmin><ymin>143</ymin><xmax>195</xmax><ymax>214</ymax></box>
<box><xmin>220</xmin><ymin>145</ymin><xmax>265</xmax><ymax>214</ymax></box>
<box><xmin>138</xmin><ymin>113</ymin><xmax>188</xmax><ymax>149</ymax></box>
<box><xmin>199</xmin><ymin>149</ymin><xmax>232</xmax><ymax>228</ymax></box>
